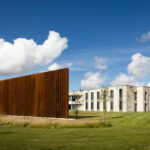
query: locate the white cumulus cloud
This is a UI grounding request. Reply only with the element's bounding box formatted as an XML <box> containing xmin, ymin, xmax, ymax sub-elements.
<box><xmin>0</xmin><ymin>31</ymin><xmax>68</xmax><ymax>75</ymax></box>
<box><xmin>81</xmin><ymin>72</ymin><xmax>104</xmax><ymax>89</ymax></box>
<box><xmin>111</xmin><ymin>73</ymin><xmax>143</xmax><ymax>86</ymax></box>
<box><xmin>48</xmin><ymin>62</ymin><xmax>72</xmax><ymax>71</ymax></box>
<box><xmin>147</xmin><ymin>82</ymin><xmax>150</xmax><ymax>87</ymax></box>
<box><xmin>48</xmin><ymin>63</ymin><xmax>62</xmax><ymax>71</ymax></box>
<box><xmin>94</xmin><ymin>56</ymin><xmax>107</xmax><ymax>70</ymax></box>
<box><xmin>127</xmin><ymin>53</ymin><xmax>150</xmax><ymax>78</ymax></box>
<box><xmin>137</xmin><ymin>31</ymin><xmax>150</xmax><ymax>42</ymax></box>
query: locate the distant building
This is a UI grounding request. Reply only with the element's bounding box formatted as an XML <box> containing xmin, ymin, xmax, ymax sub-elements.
<box><xmin>69</xmin><ymin>85</ymin><xmax>150</xmax><ymax>112</ymax></box>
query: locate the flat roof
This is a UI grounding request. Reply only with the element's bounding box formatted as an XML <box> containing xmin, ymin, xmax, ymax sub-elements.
<box><xmin>70</xmin><ymin>85</ymin><xmax>150</xmax><ymax>92</ymax></box>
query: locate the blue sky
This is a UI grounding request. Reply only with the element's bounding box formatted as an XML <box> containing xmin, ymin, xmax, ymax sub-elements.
<box><xmin>0</xmin><ymin>0</ymin><xmax>150</xmax><ymax>90</ymax></box>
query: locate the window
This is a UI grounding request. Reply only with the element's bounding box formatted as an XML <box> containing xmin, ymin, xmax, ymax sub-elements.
<box><xmin>134</xmin><ymin>103</ymin><xmax>137</xmax><ymax>112</ymax></box>
<box><xmin>85</xmin><ymin>93</ymin><xmax>88</xmax><ymax>101</ymax></box>
<box><xmin>119</xmin><ymin>89</ymin><xmax>123</xmax><ymax>111</ymax></box>
<box><xmin>103</xmin><ymin>91</ymin><xmax>107</xmax><ymax>111</ymax></box>
<box><xmin>144</xmin><ymin>92</ymin><xmax>147</xmax><ymax>101</ymax></box>
<box><xmin>69</xmin><ymin>96</ymin><xmax>72</xmax><ymax>101</ymax></box>
<box><xmin>97</xmin><ymin>92</ymin><xmax>100</xmax><ymax>100</ymax></box>
<box><xmin>97</xmin><ymin>102</ymin><xmax>100</xmax><ymax>110</ymax></box>
<box><xmin>119</xmin><ymin>89</ymin><xmax>123</xmax><ymax>99</ymax></box>
<box><xmin>91</xmin><ymin>92</ymin><xmax>94</xmax><ymax>101</ymax></box>
<box><xmin>145</xmin><ymin>103</ymin><xmax>147</xmax><ymax>112</ymax></box>
<box><xmin>72</xmin><ymin>96</ymin><xmax>76</xmax><ymax>101</ymax></box>
<box><xmin>111</xmin><ymin>101</ymin><xmax>113</xmax><ymax>111</ymax></box>
<box><xmin>86</xmin><ymin>102</ymin><xmax>88</xmax><ymax>110</ymax></box>
<box><xmin>134</xmin><ymin>92</ymin><xmax>137</xmax><ymax>101</ymax></box>
<box><xmin>134</xmin><ymin>92</ymin><xmax>137</xmax><ymax>112</ymax></box>
<box><xmin>119</xmin><ymin>101</ymin><xmax>122</xmax><ymax>111</ymax></box>
<box><xmin>110</xmin><ymin>90</ymin><xmax>114</xmax><ymax>111</ymax></box>
<box><xmin>69</xmin><ymin>105</ymin><xmax>71</xmax><ymax>110</ymax></box>
<box><xmin>85</xmin><ymin>93</ymin><xmax>88</xmax><ymax>110</ymax></box>
<box><xmin>91</xmin><ymin>102</ymin><xmax>94</xmax><ymax>110</ymax></box>
<box><xmin>91</xmin><ymin>92</ymin><xmax>94</xmax><ymax>110</ymax></box>
<box><xmin>97</xmin><ymin>92</ymin><xmax>100</xmax><ymax>110</ymax></box>
<box><xmin>110</xmin><ymin>90</ymin><xmax>114</xmax><ymax>100</ymax></box>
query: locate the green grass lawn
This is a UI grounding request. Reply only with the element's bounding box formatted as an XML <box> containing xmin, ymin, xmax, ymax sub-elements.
<box><xmin>0</xmin><ymin>112</ymin><xmax>150</xmax><ymax>150</ymax></box>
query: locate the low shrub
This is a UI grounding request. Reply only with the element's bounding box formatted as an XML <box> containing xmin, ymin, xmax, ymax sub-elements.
<box><xmin>0</xmin><ymin>115</ymin><xmax>112</xmax><ymax>129</ymax></box>
<box><xmin>85</xmin><ymin>121</ymin><xmax>112</xmax><ymax>128</ymax></box>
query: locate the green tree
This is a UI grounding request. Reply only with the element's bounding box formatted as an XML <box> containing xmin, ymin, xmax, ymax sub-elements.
<box><xmin>125</xmin><ymin>86</ymin><xmax>135</xmax><ymax>114</ymax></box>
<box><xmin>72</xmin><ymin>92</ymin><xmax>82</xmax><ymax>120</ymax></box>
<box><xmin>100</xmin><ymin>86</ymin><xmax>110</xmax><ymax>121</ymax></box>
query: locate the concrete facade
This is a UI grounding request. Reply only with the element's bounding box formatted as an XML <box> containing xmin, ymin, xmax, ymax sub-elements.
<box><xmin>69</xmin><ymin>85</ymin><xmax>150</xmax><ymax>112</ymax></box>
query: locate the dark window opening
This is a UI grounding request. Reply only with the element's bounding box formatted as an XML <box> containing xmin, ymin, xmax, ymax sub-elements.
<box><xmin>119</xmin><ymin>89</ymin><xmax>123</xmax><ymax>111</ymax></box>
<box><xmin>91</xmin><ymin>92</ymin><xmax>94</xmax><ymax>100</ymax></box>
<box><xmin>134</xmin><ymin>92</ymin><xmax>137</xmax><ymax>101</ymax></box>
<box><xmin>111</xmin><ymin>101</ymin><xmax>113</xmax><ymax>111</ymax></box>
<box><xmin>72</xmin><ymin>96</ymin><xmax>76</xmax><ymax>101</ymax></box>
<box><xmin>144</xmin><ymin>92</ymin><xmax>147</xmax><ymax>101</ymax></box>
<box><xmin>110</xmin><ymin>90</ymin><xmax>114</xmax><ymax>99</ymax></box>
<box><xmin>85</xmin><ymin>93</ymin><xmax>88</xmax><ymax>100</ymax></box>
<box><xmin>91</xmin><ymin>102</ymin><xmax>94</xmax><ymax>110</ymax></box>
<box><xmin>86</xmin><ymin>102</ymin><xmax>88</xmax><ymax>110</ymax></box>
<box><xmin>69</xmin><ymin>105</ymin><xmax>71</xmax><ymax>110</ymax></box>
<box><xmin>119</xmin><ymin>89</ymin><xmax>123</xmax><ymax>99</ymax></box>
<box><xmin>97</xmin><ymin>92</ymin><xmax>100</xmax><ymax>100</ymax></box>
<box><xmin>110</xmin><ymin>90</ymin><xmax>114</xmax><ymax>111</ymax></box>
<box><xmin>134</xmin><ymin>103</ymin><xmax>137</xmax><ymax>112</ymax></box>
<box><xmin>119</xmin><ymin>101</ymin><xmax>122</xmax><ymax>111</ymax></box>
<box><xmin>69</xmin><ymin>96</ymin><xmax>72</xmax><ymax>101</ymax></box>
<box><xmin>145</xmin><ymin>103</ymin><xmax>147</xmax><ymax>112</ymax></box>
<box><xmin>97</xmin><ymin>102</ymin><xmax>100</xmax><ymax>110</ymax></box>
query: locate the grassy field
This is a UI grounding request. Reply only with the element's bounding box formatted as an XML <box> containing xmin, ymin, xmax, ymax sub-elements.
<box><xmin>0</xmin><ymin>111</ymin><xmax>150</xmax><ymax>150</ymax></box>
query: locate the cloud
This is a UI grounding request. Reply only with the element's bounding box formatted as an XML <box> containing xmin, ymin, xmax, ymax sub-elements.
<box><xmin>127</xmin><ymin>53</ymin><xmax>150</xmax><ymax>78</ymax></box>
<box><xmin>94</xmin><ymin>56</ymin><xmax>107</xmax><ymax>70</ymax></box>
<box><xmin>137</xmin><ymin>31</ymin><xmax>150</xmax><ymax>42</ymax></box>
<box><xmin>147</xmin><ymin>82</ymin><xmax>150</xmax><ymax>87</ymax></box>
<box><xmin>80</xmin><ymin>56</ymin><xmax>107</xmax><ymax>89</ymax></box>
<box><xmin>48</xmin><ymin>62</ymin><xmax>72</xmax><ymax>71</ymax></box>
<box><xmin>112</xmin><ymin>53</ymin><xmax>149</xmax><ymax>86</ymax></box>
<box><xmin>48</xmin><ymin>63</ymin><xmax>62</xmax><ymax>71</ymax></box>
<box><xmin>81</xmin><ymin>72</ymin><xmax>104</xmax><ymax>89</ymax></box>
<box><xmin>111</xmin><ymin>73</ymin><xmax>143</xmax><ymax>86</ymax></box>
<box><xmin>0</xmin><ymin>31</ymin><xmax>68</xmax><ymax>75</ymax></box>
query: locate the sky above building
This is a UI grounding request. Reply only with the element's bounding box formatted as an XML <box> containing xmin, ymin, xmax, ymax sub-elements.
<box><xmin>0</xmin><ymin>0</ymin><xmax>150</xmax><ymax>90</ymax></box>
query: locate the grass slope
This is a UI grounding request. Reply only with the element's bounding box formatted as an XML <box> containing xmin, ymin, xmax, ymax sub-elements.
<box><xmin>70</xmin><ymin>111</ymin><xmax>150</xmax><ymax>126</ymax></box>
<box><xmin>0</xmin><ymin>112</ymin><xmax>150</xmax><ymax>150</ymax></box>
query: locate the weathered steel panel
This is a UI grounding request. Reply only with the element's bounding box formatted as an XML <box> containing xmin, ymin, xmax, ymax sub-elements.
<box><xmin>0</xmin><ymin>68</ymin><xmax>69</xmax><ymax>118</ymax></box>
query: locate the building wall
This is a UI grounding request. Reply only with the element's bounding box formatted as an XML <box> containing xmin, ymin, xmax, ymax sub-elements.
<box><xmin>69</xmin><ymin>91</ymin><xmax>85</xmax><ymax>111</ymax></box>
<box><xmin>69</xmin><ymin>85</ymin><xmax>150</xmax><ymax>112</ymax></box>
<box><xmin>0</xmin><ymin>68</ymin><xmax>69</xmax><ymax>118</ymax></box>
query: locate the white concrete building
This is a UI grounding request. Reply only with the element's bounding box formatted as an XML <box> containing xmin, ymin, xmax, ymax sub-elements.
<box><xmin>69</xmin><ymin>85</ymin><xmax>150</xmax><ymax>112</ymax></box>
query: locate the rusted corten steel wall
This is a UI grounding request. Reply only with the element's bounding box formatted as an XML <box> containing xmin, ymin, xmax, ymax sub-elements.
<box><xmin>0</xmin><ymin>68</ymin><xmax>69</xmax><ymax>118</ymax></box>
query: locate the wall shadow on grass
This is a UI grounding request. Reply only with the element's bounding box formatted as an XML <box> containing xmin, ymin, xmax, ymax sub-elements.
<box><xmin>0</xmin><ymin>131</ymin><xmax>15</xmax><ymax>135</ymax></box>
<box><xmin>69</xmin><ymin>115</ymin><xmax>97</xmax><ymax>119</ymax></box>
